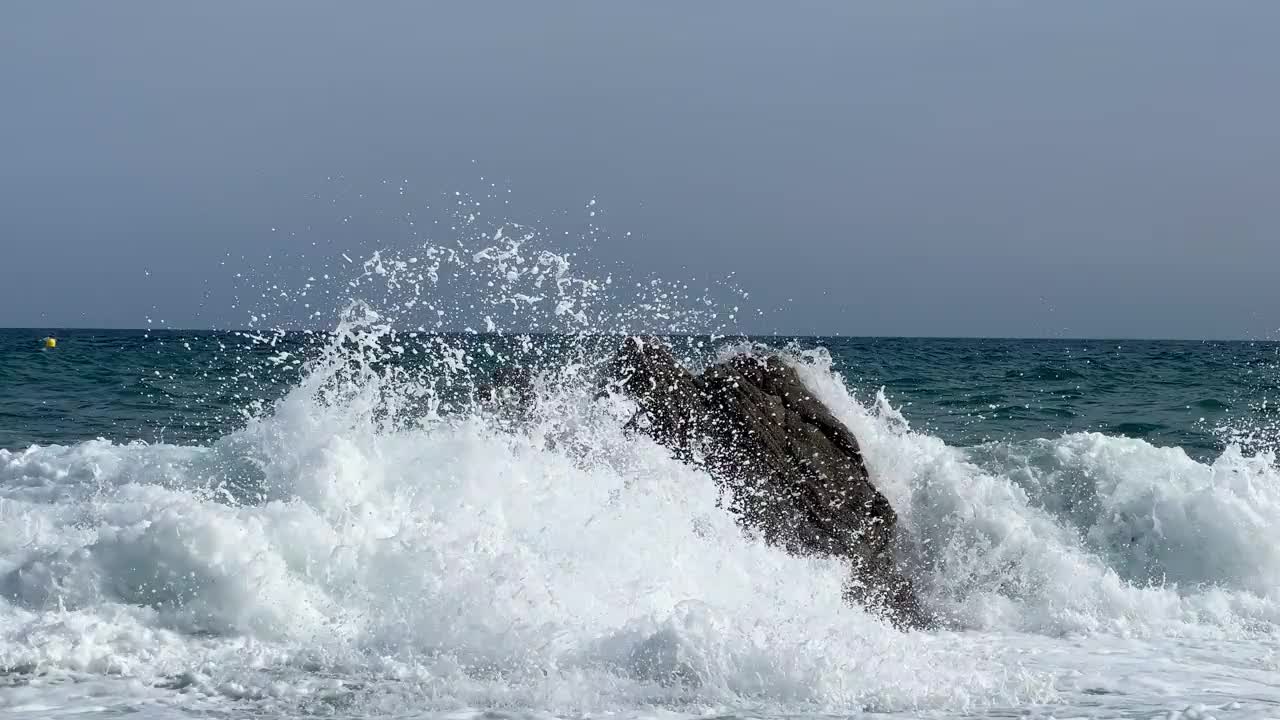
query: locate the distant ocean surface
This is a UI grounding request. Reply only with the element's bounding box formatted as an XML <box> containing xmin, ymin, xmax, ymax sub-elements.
<box><xmin>3</xmin><ymin>325</ymin><xmax>1280</xmax><ymax>719</ymax></box>
<box><xmin>3</xmin><ymin>329</ymin><xmax>1277</xmax><ymax>458</ymax></box>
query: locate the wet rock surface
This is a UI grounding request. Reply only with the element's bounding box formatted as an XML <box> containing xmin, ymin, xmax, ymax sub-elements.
<box><xmin>605</xmin><ymin>337</ymin><xmax>927</xmax><ymax>628</ymax></box>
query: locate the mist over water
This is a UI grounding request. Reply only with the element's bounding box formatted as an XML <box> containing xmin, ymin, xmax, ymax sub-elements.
<box><xmin>2</xmin><ymin>199</ymin><xmax>1280</xmax><ymax>719</ymax></box>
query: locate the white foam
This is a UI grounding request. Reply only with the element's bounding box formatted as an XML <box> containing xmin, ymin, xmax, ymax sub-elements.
<box><xmin>0</xmin><ymin>357</ymin><xmax>1061</xmax><ymax>717</ymax></box>
<box><xmin>4</xmin><ymin>343</ymin><xmax>1280</xmax><ymax>717</ymax></box>
<box><xmin>789</xmin><ymin>348</ymin><xmax>1280</xmax><ymax>639</ymax></box>
<box><xmin>4</xmin><ymin>208</ymin><xmax>1279</xmax><ymax>717</ymax></box>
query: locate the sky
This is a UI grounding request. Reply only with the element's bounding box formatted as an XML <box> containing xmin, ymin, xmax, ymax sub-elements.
<box><xmin>2</xmin><ymin>2</ymin><xmax>1278</xmax><ymax>339</ymax></box>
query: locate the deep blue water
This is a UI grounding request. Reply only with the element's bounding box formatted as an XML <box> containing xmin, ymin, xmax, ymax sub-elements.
<box><xmin>3</xmin><ymin>328</ymin><xmax>1277</xmax><ymax>460</ymax></box>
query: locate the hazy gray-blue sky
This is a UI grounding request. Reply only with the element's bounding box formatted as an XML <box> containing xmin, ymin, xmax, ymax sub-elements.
<box><xmin>3</xmin><ymin>2</ymin><xmax>1278</xmax><ymax>338</ymax></box>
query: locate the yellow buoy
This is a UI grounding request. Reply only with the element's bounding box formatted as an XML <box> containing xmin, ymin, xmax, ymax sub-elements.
<box><xmin>44</xmin><ymin>337</ymin><xmax>56</xmax><ymax>348</ymax></box>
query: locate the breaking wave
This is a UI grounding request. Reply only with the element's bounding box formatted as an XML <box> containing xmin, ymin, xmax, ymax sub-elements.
<box><xmin>2</xmin><ymin>196</ymin><xmax>1278</xmax><ymax>717</ymax></box>
<box><xmin>3</xmin><ymin>331</ymin><xmax>1279</xmax><ymax>716</ymax></box>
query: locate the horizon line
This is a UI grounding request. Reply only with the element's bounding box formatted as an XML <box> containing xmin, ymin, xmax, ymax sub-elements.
<box><xmin>1</xmin><ymin>326</ymin><xmax>1277</xmax><ymax>344</ymax></box>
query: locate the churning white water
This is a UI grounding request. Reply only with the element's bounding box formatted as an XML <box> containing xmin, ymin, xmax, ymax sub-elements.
<box><xmin>2</xmin><ymin>342</ymin><xmax>1279</xmax><ymax>718</ymax></box>
<box><xmin>3</xmin><ymin>211</ymin><xmax>1280</xmax><ymax>718</ymax></box>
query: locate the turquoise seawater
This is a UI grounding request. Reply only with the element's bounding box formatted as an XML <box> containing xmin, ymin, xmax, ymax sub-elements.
<box><xmin>3</xmin><ymin>329</ymin><xmax>1276</xmax><ymax>458</ymax></box>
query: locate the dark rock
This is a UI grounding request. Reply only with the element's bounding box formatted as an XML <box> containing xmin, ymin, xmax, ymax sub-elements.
<box><xmin>605</xmin><ymin>336</ymin><xmax>928</xmax><ymax>629</ymax></box>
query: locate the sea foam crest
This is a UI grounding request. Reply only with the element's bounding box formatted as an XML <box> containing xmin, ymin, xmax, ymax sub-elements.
<box><xmin>3</xmin><ymin>194</ymin><xmax>1279</xmax><ymax>716</ymax></box>
<box><xmin>0</xmin><ymin>338</ymin><xmax>1056</xmax><ymax>714</ymax></box>
<box><xmin>790</xmin><ymin>348</ymin><xmax>1280</xmax><ymax>638</ymax></box>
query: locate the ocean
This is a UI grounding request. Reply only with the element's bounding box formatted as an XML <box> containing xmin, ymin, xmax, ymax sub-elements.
<box><xmin>2</xmin><ymin>235</ymin><xmax>1279</xmax><ymax>719</ymax></box>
